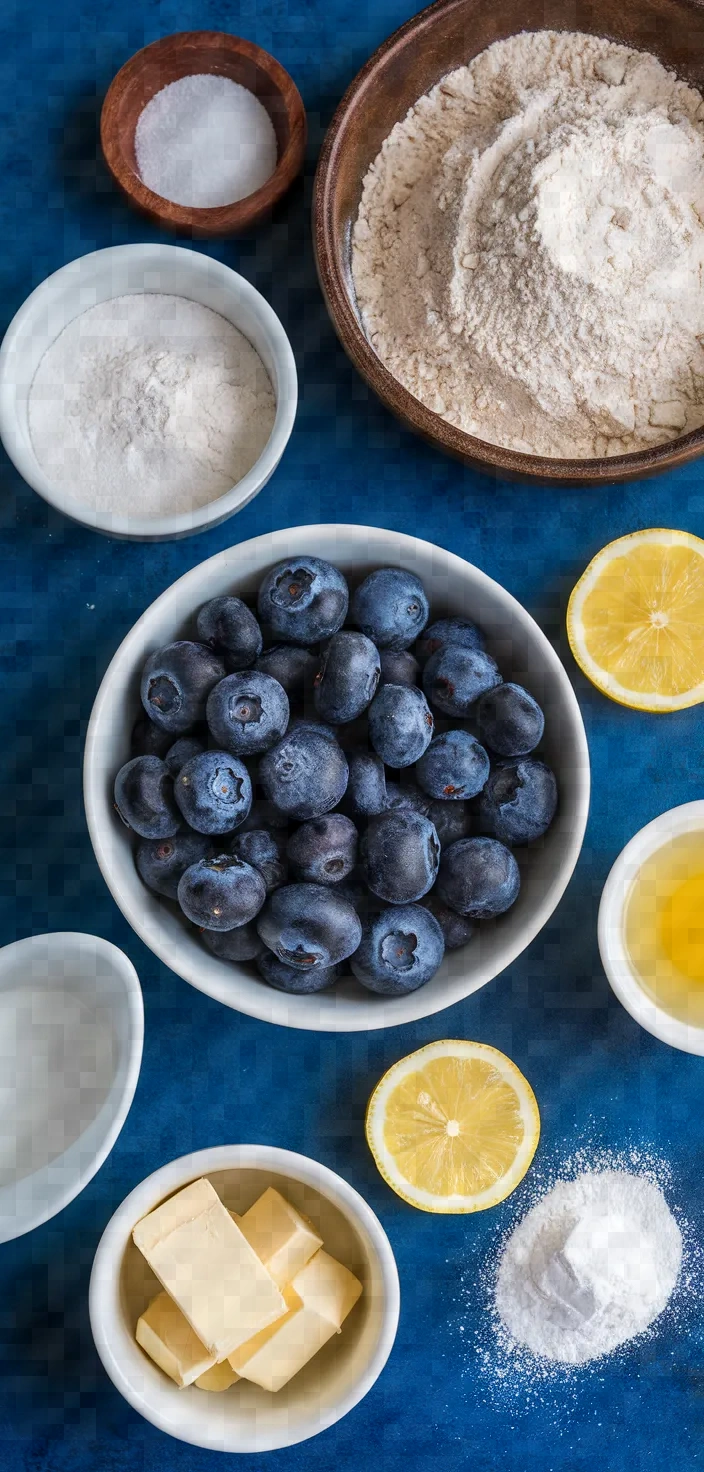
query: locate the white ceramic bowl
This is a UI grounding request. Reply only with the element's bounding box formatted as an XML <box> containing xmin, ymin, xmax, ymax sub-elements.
<box><xmin>598</xmin><ymin>801</ymin><xmax>704</xmax><ymax>1055</ymax></box>
<box><xmin>89</xmin><ymin>1144</ymin><xmax>399</xmax><ymax>1453</ymax></box>
<box><xmin>0</xmin><ymin>932</ymin><xmax>143</xmax><ymax>1243</ymax></box>
<box><xmin>0</xmin><ymin>244</ymin><xmax>297</xmax><ymax>540</ymax></box>
<box><xmin>84</xmin><ymin>524</ymin><xmax>591</xmax><ymax>1031</ymax></box>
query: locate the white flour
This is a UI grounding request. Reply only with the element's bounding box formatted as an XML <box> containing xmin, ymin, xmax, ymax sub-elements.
<box><xmin>28</xmin><ymin>293</ymin><xmax>276</xmax><ymax>519</ymax></box>
<box><xmin>495</xmin><ymin>1170</ymin><xmax>682</xmax><ymax>1364</ymax></box>
<box><xmin>352</xmin><ymin>31</ymin><xmax>704</xmax><ymax>458</ymax></box>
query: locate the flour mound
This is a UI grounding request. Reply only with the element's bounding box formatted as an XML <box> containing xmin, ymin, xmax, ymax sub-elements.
<box><xmin>352</xmin><ymin>31</ymin><xmax>704</xmax><ymax>458</ymax></box>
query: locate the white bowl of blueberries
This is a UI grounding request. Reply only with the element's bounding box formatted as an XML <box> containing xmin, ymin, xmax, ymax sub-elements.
<box><xmin>84</xmin><ymin>525</ymin><xmax>590</xmax><ymax>1032</ymax></box>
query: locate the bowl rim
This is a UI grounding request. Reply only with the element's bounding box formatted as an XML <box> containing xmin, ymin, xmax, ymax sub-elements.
<box><xmin>312</xmin><ymin>0</ymin><xmax>704</xmax><ymax>486</ymax></box>
<box><xmin>83</xmin><ymin>523</ymin><xmax>591</xmax><ymax>1032</ymax></box>
<box><xmin>100</xmin><ymin>30</ymin><xmax>308</xmax><ymax>237</ymax></box>
<box><xmin>0</xmin><ymin>931</ymin><xmax>144</xmax><ymax>1242</ymax></box>
<box><xmin>0</xmin><ymin>243</ymin><xmax>298</xmax><ymax>540</ymax></box>
<box><xmin>598</xmin><ymin>800</ymin><xmax>704</xmax><ymax>1055</ymax></box>
<box><xmin>88</xmin><ymin>1143</ymin><xmax>401</xmax><ymax>1452</ymax></box>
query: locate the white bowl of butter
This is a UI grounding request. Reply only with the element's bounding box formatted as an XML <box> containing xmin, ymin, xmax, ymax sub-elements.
<box><xmin>89</xmin><ymin>1144</ymin><xmax>400</xmax><ymax>1452</ymax></box>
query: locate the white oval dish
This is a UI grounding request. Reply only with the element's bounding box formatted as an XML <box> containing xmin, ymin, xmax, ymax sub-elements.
<box><xmin>0</xmin><ymin>932</ymin><xmax>143</xmax><ymax>1242</ymax></box>
<box><xmin>598</xmin><ymin>800</ymin><xmax>704</xmax><ymax>1055</ymax></box>
<box><xmin>89</xmin><ymin>1144</ymin><xmax>400</xmax><ymax>1453</ymax></box>
<box><xmin>0</xmin><ymin>244</ymin><xmax>297</xmax><ymax>541</ymax></box>
<box><xmin>83</xmin><ymin>524</ymin><xmax>590</xmax><ymax>1031</ymax></box>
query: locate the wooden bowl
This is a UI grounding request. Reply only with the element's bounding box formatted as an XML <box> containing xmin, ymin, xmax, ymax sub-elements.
<box><xmin>314</xmin><ymin>0</ymin><xmax>704</xmax><ymax>487</ymax></box>
<box><xmin>101</xmin><ymin>31</ymin><xmax>307</xmax><ymax>238</ymax></box>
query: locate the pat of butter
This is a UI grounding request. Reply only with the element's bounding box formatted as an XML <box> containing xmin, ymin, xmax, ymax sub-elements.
<box><xmin>237</xmin><ymin>1188</ymin><xmax>323</xmax><ymax>1289</ymax></box>
<box><xmin>228</xmin><ymin>1283</ymin><xmax>302</xmax><ymax>1373</ymax></box>
<box><xmin>194</xmin><ymin>1360</ymin><xmax>240</xmax><ymax>1392</ymax></box>
<box><xmin>136</xmin><ymin>1290</ymin><xmax>215</xmax><ymax>1388</ymax></box>
<box><xmin>132</xmin><ymin>1177</ymin><xmax>286</xmax><ymax>1360</ymax></box>
<box><xmin>232</xmin><ymin>1249</ymin><xmax>362</xmax><ymax>1393</ymax></box>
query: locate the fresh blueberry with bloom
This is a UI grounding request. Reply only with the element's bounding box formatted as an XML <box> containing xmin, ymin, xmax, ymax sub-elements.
<box><xmin>351</xmin><ymin>567</ymin><xmax>429</xmax><ymax>651</ymax></box>
<box><xmin>164</xmin><ymin>734</ymin><xmax>206</xmax><ymax>777</ymax></box>
<box><xmin>130</xmin><ymin>714</ymin><xmax>172</xmax><ymax>759</ymax></box>
<box><xmin>476</xmin><ymin>682</ymin><xmax>545</xmax><ymax>757</ymax></box>
<box><xmin>174</xmin><ymin>750</ymin><xmax>252</xmax><ymax>835</ymax></box>
<box><xmin>368</xmin><ymin>683</ymin><xmax>434</xmax><ymax>767</ymax></box>
<box><xmin>257</xmin><ymin>951</ymin><xmax>340</xmax><ymax>994</ymax></box>
<box><xmin>479</xmin><ymin>759</ymin><xmax>557</xmax><ymax>845</ymax></box>
<box><xmin>351</xmin><ymin>904</ymin><xmax>445</xmax><ymax>994</ymax></box>
<box><xmin>422</xmin><ymin>894</ymin><xmax>476</xmax><ymax>950</ymax></box>
<box><xmin>425</xmin><ymin>798</ymin><xmax>472</xmax><ymax>850</ymax></box>
<box><xmin>314</xmin><ymin>630</ymin><xmax>381</xmax><ymax>723</ymax></box>
<box><xmin>196</xmin><ymin>596</ymin><xmax>263</xmax><ymax>670</ymax></box>
<box><xmin>136</xmin><ymin>831</ymin><xmax>212</xmax><ymax>899</ymax></box>
<box><xmin>384</xmin><ymin>780</ymin><xmax>432</xmax><ymax>818</ymax></box>
<box><xmin>347</xmin><ymin>752</ymin><xmax>388</xmax><ymax>816</ymax></box>
<box><xmin>423</xmin><ymin>644</ymin><xmax>502</xmax><ymax>718</ymax></box>
<box><xmin>416</xmin><ymin>729</ymin><xmax>490</xmax><ymax>800</ymax></box>
<box><xmin>255</xmin><ymin>644</ymin><xmax>318</xmax><ymax>697</ymax></box>
<box><xmin>361</xmin><ymin>809</ymin><xmax>440</xmax><ymax>904</ymax></box>
<box><xmin>140</xmin><ymin>641</ymin><xmax>225</xmax><ymax>734</ymax></box>
<box><xmin>259</xmin><ymin>725</ymin><xmax>348</xmax><ymax>819</ymax></box>
<box><xmin>206</xmin><ymin>670</ymin><xmax>289</xmax><ymax>756</ymax></box>
<box><xmin>177</xmin><ymin>854</ymin><xmax>266</xmax><ymax>930</ymax></box>
<box><xmin>114</xmin><ymin>756</ymin><xmax>182</xmax><ymax>839</ymax></box>
<box><xmin>287</xmin><ymin>813</ymin><xmax>358</xmax><ymax>885</ymax></box>
<box><xmin>437</xmin><ymin>836</ymin><xmax>520</xmax><ymax>917</ymax></box>
<box><xmin>200</xmin><ymin>923</ymin><xmax>265</xmax><ymax>963</ymax></box>
<box><xmin>229</xmin><ymin>828</ymin><xmax>288</xmax><ymax>894</ymax></box>
<box><xmin>258</xmin><ymin>556</ymin><xmax>349</xmax><ymax>644</ymax></box>
<box><xmin>415</xmin><ymin>617</ymin><xmax>484</xmax><ymax>665</ymax></box>
<box><xmin>257</xmin><ymin>883</ymin><xmax>362</xmax><ymax>970</ymax></box>
<box><xmin>379</xmin><ymin>649</ymin><xmax>421</xmax><ymax>687</ymax></box>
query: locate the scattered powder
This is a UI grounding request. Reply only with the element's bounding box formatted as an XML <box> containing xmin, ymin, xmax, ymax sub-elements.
<box><xmin>28</xmin><ymin>293</ymin><xmax>276</xmax><ymax>520</ymax></box>
<box><xmin>135</xmin><ymin>74</ymin><xmax>278</xmax><ymax>208</ymax></box>
<box><xmin>352</xmin><ymin>30</ymin><xmax>704</xmax><ymax>458</ymax></box>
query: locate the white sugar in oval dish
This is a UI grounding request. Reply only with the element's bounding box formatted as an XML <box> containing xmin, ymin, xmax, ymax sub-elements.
<box><xmin>135</xmin><ymin>74</ymin><xmax>278</xmax><ymax>208</ymax></box>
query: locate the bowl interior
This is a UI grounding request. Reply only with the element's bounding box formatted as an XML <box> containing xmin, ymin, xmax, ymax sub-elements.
<box><xmin>85</xmin><ymin>526</ymin><xmax>589</xmax><ymax>1031</ymax></box>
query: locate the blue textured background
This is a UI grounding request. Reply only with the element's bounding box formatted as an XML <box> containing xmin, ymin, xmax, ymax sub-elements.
<box><xmin>2</xmin><ymin>1</ymin><xmax>704</xmax><ymax>1468</ymax></box>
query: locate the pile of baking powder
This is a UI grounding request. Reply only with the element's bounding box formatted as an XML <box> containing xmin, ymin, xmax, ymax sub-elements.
<box><xmin>352</xmin><ymin>31</ymin><xmax>704</xmax><ymax>458</ymax></box>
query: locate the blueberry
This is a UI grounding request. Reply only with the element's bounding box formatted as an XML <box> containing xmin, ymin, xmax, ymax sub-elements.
<box><xmin>286</xmin><ymin>718</ymin><xmax>339</xmax><ymax>742</ymax></box>
<box><xmin>437</xmin><ymin>837</ymin><xmax>520</xmax><ymax>917</ymax></box>
<box><xmin>255</xmin><ymin>645</ymin><xmax>318</xmax><ymax>696</ymax></box>
<box><xmin>260</xmin><ymin>726</ymin><xmax>348</xmax><ymax>819</ymax></box>
<box><xmin>476</xmin><ymin>683</ymin><xmax>545</xmax><ymax>758</ymax></box>
<box><xmin>422</xmin><ymin>894</ymin><xmax>476</xmax><ymax>950</ymax></box>
<box><xmin>416</xmin><ymin>730</ymin><xmax>490</xmax><ymax>800</ymax></box>
<box><xmin>314</xmin><ymin>631</ymin><xmax>380</xmax><ymax>723</ymax></box>
<box><xmin>141</xmin><ymin>642</ymin><xmax>226</xmax><ymax>734</ymax></box>
<box><xmin>347</xmin><ymin>753</ymin><xmax>388</xmax><ymax>816</ymax></box>
<box><xmin>136</xmin><ymin>831</ymin><xmax>212</xmax><ymax>899</ymax></box>
<box><xmin>426</xmin><ymin>799</ymin><xmax>472</xmax><ymax>850</ymax></box>
<box><xmin>178</xmin><ymin>854</ymin><xmax>266</xmax><ymax>930</ymax></box>
<box><xmin>423</xmin><ymin>645</ymin><xmax>502</xmax><ymax>718</ymax></box>
<box><xmin>130</xmin><ymin>715</ymin><xmax>172</xmax><ymax>759</ymax></box>
<box><xmin>114</xmin><ymin>756</ymin><xmax>182</xmax><ymax>839</ymax></box>
<box><xmin>238</xmin><ymin>798</ymin><xmax>290</xmax><ymax>833</ymax></box>
<box><xmin>379</xmin><ymin>649</ymin><xmax>420</xmax><ymax>687</ymax></box>
<box><xmin>361</xmin><ymin>809</ymin><xmax>440</xmax><ymax>903</ymax></box>
<box><xmin>229</xmin><ymin>828</ymin><xmax>287</xmax><ymax>893</ymax></box>
<box><xmin>287</xmin><ymin>814</ymin><xmax>358</xmax><ymax>885</ymax></box>
<box><xmin>164</xmin><ymin>735</ymin><xmax>206</xmax><ymax>777</ymax></box>
<box><xmin>479</xmin><ymin>760</ymin><xmax>557</xmax><ymax>845</ymax></box>
<box><xmin>351</xmin><ymin>904</ymin><xmax>444</xmax><ymax>994</ymax></box>
<box><xmin>415</xmin><ymin>617</ymin><xmax>484</xmax><ymax>665</ymax></box>
<box><xmin>257</xmin><ymin>951</ymin><xmax>339</xmax><ymax>993</ymax></box>
<box><xmin>196</xmin><ymin>596</ymin><xmax>263</xmax><ymax>670</ymax></box>
<box><xmin>206</xmin><ymin>671</ymin><xmax>289</xmax><ymax>756</ymax></box>
<box><xmin>258</xmin><ymin>556</ymin><xmax>349</xmax><ymax>645</ymax></box>
<box><xmin>174</xmin><ymin>750</ymin><xmax>252</xmax><ymax>835</ymax></box>
<box><xmin>368</xmin><ymin>684</ymin><xmax>434</xmax><ymax>767</ymax></box>
<box><xmin>384</xmin><ymin>781</ymin><xmax>431</xmax><ymax>818</ymax></box>
<box><xmin>257</xmin><ymin>883</ymin><xmax>362</xmax><ymax>969</ymax></box>
<box><xmin>200</xmin><ymin>923</ymin><xmax>266</xmax><ymax>963</ymax></box>
<box><xmin>351</xmin><ymin>567</ymin><xmax>429</xmax><ymax>651</ymax></box>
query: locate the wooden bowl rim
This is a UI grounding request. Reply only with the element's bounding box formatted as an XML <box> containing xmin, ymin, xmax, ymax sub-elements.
<box><xmin>313</xmin><ymin>0</ymin><xmax>704</xmax><ymax>485</ymax></box>
<box><xmin>101</xmin><ymin>29</ymin><xmax>307</xmax><ymax>234</ymax></box>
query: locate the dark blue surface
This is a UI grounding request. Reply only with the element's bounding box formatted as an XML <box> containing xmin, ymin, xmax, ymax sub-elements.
<box><xmin>2</xmin><ymin>1</ymin><xmax>704</xmax><ymax>1467</ymax></box>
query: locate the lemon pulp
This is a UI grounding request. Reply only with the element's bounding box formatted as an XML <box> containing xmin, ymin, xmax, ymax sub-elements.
<box><xmin>625</xmin><ymin>832</ymin><xmax>704</xmax><ymax>1024</ymax></box>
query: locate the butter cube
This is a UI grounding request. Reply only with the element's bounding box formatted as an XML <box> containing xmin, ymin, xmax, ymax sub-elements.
<box><xmin>136</xmin><ymin>1291</ymin><xmax>215</xmax><ymax>1388</ymax></box>
<box><xmin>194</xmin><ymin>1360</ymin><xmax>240</xmax><ymax>1392</ymax></box>
<box><xmin>132</xmin><ymin>1177</ymin><xmax>286</xmax><ymax>1359</ymax></box>
<box><xmin>233</xmin><ymin>1250</ymin><xmax>362</xmax><ymax>1393</ymax></box>
<box><xmin>237</xmin><ymin>1188</ymin><xmax>323</xmax><ymax>1289</ymax></box>
<box><xmin>228</xmin><ymin>1284</ymin><xmax>302</xmax><ymax>1372</ymax></box>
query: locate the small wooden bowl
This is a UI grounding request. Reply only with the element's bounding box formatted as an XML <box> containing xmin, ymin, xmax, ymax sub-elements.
<box><xmin>314</xmin><ymin>0</ymin><xmax>704</xmax><ymax>487</ymax></box>
<box><xmin>101</xmin><ymin>31</ymin><xmax>307</xmax><ymax>238</ymax></box>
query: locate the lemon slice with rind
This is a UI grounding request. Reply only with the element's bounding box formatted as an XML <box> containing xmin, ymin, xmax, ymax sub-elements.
<box><xmin>365</xmin><ymin>1040</ymin><xmax>540</xmax><ymax>1213</ymax></box>
<box><xmin>567</xmin><ymin>528</ymin><xmax>704</xmax><ymax>712</ymax></box>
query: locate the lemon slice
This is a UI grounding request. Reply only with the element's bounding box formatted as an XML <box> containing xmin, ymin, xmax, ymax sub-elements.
<box><xmin>567</xmin><ymin>528</ymin><xmax>704</xmax><ymax>712</ymax></box>
<box><xmin>365</xmin><ymin>1040</ymin><xmax>540</xmax><ymax>1213</ymax></box>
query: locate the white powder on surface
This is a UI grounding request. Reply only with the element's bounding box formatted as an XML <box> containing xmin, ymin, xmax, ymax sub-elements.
<box><xmin>352</xmin><ymin>30</ymin><xmax>704</xmax><ymax>458</ymax></box>
<box><xmin>135</xmin><ymin>74</ymin><xmax>278</xmax><ymax>208</ymax></box>
<box><xmin>494</xmin><ymin>1169</ymin><xmax>682</xmax><ymax>1364</ymax></box>
<box><xmin>28</xmin><ymin>293</ymin><xmax>276</xmax><ymax>520</ymax></box>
